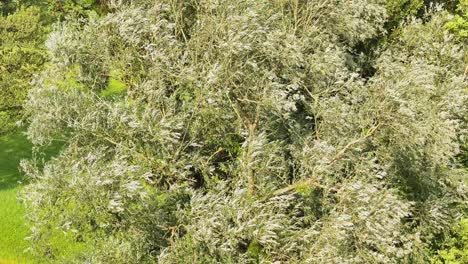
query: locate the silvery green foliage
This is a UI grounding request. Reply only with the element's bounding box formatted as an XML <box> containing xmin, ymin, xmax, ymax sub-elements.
<box><xmin>158</xmin><ymin>188</ymin><xmax>297</xmax><ymax>263</ymax></box>
<box><xmin>367</xmin><ymin>14</ymin><xmax>468</xmax><ymax>255</ymax></box>
<box><xmin>21</xmin><ymin>0</ymin><xmax>466</xmax><ymax>263</ymax></box>
<box><xmin>297</xmin><ymin>182</ymin><xmax>414</xmax><ymax>263</ymax></box>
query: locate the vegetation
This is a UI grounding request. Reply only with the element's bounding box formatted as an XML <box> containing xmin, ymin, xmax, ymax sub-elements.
<box><xmin>0</xmin><ymin>6</ymin><xmax>47</xmax><ymax>134</ymax></box>
<box><xmin>446</xmin><ymin>0</ymin><xmax>468</xmax><ymax>39</ymax></box>
<box><xmin>0</xmin><ymin>0</ymin><xmax>466</xmax><ymax>263</ymax></box>
<box><xmin>432</xmin><ymin>218</ymin><xmax>468</xmax><ymax>264</ymax></box>
<box><xmin>0</xmin><ymin>131</ymin><xmax>80</xmax><ymax>263</ymax></box>
<box><xmin>0</xmin><ymin>0</ymin><xmax>104</xmax><ymax>135</ymax></box>
<box><xmin>0</xmin><ymin>132</ymin><xmax>33</xmax><ymax>263</ymax></box>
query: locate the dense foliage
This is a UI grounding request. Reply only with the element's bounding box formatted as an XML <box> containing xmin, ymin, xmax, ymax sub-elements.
<box><xmin>432</xmin><ymin>218</ymin><xmax>468</xmax><ymax>264</ymax></box>
<box><xmin>0</xmin><ymin>5</ymin><xmax>47</xmax><ymax>134</ymax></box>
<box><xmin>5</xmin><ymin>0</ymin><xmax>465</xmax><ymax>263</ymax></box>
<box><xmin>0</xmin><ymin>0</ymin><xmax>105</xmax><ymax>135</ymax></box>
<box><xmin>445</xmin><ymin>0</ymin><xmax>468</xmax><ymax>39</ymax></box>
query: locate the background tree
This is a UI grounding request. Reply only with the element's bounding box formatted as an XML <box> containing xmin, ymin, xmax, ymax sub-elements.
<box><xmin>0</xmin><ymin>5</ymin><xmax>47</xmax><ymax>134</ymax></box>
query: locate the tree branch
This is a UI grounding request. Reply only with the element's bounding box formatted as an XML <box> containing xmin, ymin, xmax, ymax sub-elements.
<box><xmin>272</xmin><ymin>123</ymin><xmax>380</xmax><ymax>196</ymax></box>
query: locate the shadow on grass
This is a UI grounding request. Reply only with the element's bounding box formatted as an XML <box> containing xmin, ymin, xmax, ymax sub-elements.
<box><xmin>0</xmin><ymin>130</ymin><xmax>63</xmax><ymax>191</ymax></box>
<box><xmin>0</xmin><ymin>131</ymin><xmax>33</xmax><ymax>191</ymax></box>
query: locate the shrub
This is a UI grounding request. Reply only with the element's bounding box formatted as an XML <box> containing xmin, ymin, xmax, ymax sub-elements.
<box><xmin>21</xmin><ymin>1</ymin><xmax>467</xmax><ymax>263</ymax></box>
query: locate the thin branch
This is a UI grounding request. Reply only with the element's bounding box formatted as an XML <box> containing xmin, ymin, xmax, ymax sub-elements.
<box><xmin>464</xmin><ymin>65</ymin><xmax>467</xmax><ymax>81</ymax></box>
<box><xmin>273</xmin><ymin>176</ymin><xmax>323</xmax><ymax>197</ymax></box>
<box><xmin>327</xmin><ymin>123</ymin><xmax>380</xmax><ymax>167</ymax></box>
<box><xmin>272</xmin><ymin>122</ymin><xmax>380</xmax><ymax>196</ymax></box>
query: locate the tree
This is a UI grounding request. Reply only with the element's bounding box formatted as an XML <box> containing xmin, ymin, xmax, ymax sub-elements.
<box><xmin>0</xmin><ymin>0</ymin><xmax>105</xmax><ymax>135</ymax></box>
<box><xmin>0</xmin><ymin>6</ymin><xmax>47</xmax><ymax>134</ymax></box>
<box><xmin>20</xmin><ymin>0</ymin><xmax>467</xmax><ymax>263</ymax></box>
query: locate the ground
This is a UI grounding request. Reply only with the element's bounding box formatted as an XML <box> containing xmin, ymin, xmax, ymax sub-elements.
<box><xmin>0</xmin><ymin>131</ymin><xmax>34</xmax><ymax>263</ymax></box>
<box><xmin>0</xmin><ymin>132</ymin><xmax>82</xmax><ymax>263</ymax></box>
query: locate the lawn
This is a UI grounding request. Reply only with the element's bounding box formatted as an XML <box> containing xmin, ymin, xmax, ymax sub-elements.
<box><xmin>0</xmin><ymin>131</ymin><xmax>34</xmax><ymax>263</ymax></box>
<box><xmin>0</xmin><ymin>132</ymin><xmax>85</xmax><ymax>263</ymax></box>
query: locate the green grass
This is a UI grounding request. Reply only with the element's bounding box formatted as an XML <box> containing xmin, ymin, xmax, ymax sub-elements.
<box><xmin>100</xmin><ymin>69</ymin><xmax>127</xmax><ymax>98</ymax></box>
<box><xmin>0</xmin><ymin>131</ymin><xmax>88</xmax><ymax>263</ymax></box>
<box><xmin>0</xmin><ymin>131</ymin><xmax>34</xmax><ymax>264</ymax></box>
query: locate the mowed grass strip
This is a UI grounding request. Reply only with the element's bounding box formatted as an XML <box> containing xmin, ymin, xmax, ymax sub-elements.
<box><xmin>0</xmin><ymin>131</ymin><xmax>34</xmax><ymax>263</ymax></box>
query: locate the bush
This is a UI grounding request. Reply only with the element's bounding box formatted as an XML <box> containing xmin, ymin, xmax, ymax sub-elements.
<box><xmin>21</xmin><ymin>1</ymin><xmax>467</xmax><ymax>263</ymax></box>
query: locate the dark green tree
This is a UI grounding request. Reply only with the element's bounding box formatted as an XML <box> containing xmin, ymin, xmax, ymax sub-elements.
<box><xmin>0</xmin><ymin>5</ymin><xmax>47</xmax><ymax>134</ymax></box>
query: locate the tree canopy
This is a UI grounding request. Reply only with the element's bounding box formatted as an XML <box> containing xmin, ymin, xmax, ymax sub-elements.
<box><xmin>0</xmin><ymin>0</ymin><xmax>465</xmax><ymax>263</ymax></box>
